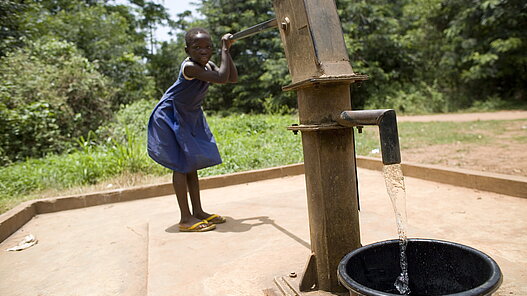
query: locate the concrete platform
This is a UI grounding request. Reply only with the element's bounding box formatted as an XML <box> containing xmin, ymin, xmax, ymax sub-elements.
<box><xmin>1</xmin><ymin>168</ymin><xmax>526</xmax><ymax>296</ymax></box>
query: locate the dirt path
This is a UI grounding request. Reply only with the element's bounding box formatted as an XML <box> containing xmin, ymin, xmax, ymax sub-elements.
<box><xmin>397</xmin><ymin>110</ymin><xmax>527</xmax><ymax>177</ymax></box>
<box><xmin>398</xmin><ymin>110</ymin><xmax>527</xmax><ymax>122</ymax></box>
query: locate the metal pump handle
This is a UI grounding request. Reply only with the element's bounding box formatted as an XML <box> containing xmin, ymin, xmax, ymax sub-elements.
<box><xmin>228</xmin><ymin>18</ymin><xmax>278</xmax><ymax>41</ymax></box>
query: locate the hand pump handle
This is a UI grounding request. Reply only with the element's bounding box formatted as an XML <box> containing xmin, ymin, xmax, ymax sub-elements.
<box><xmin>228</xmin><ymin>18</ymin><xmax>278</xmax><ymax>41</ymax></box>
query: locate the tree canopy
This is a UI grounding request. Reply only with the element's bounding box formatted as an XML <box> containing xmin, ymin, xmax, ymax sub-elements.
<box><xmin>161</xmin><ymin>0</ymin><xmax>526</xmax><ymax>113</ymax></box>
<box><xmin>1</xmin><ymin>0</ymin><xmax>525</xmax><ymax>164</ymax></box>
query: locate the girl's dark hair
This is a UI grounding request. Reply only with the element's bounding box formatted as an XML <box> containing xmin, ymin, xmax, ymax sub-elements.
<box><xmin>185</xmin><ymin>28</ymin><xmax>210</xmax><ymax>46</ymax></box>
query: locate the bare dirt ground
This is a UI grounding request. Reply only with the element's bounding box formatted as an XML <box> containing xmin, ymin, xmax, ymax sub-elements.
<box><xmin>398</xmin><ymin>110</ymin><xmax>527</xmax><ymax>177</ymax></box>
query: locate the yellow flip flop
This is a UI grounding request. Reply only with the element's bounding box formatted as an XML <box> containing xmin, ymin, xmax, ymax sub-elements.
<box><xmin>205</xmin><ymin>214</ymin><xmax>226</xmax><ymax>224</ymax></box>
<box><xmin>179</xmin><ymin>220</ymin><xmax>216</xmax><ymax>232</ymax></box>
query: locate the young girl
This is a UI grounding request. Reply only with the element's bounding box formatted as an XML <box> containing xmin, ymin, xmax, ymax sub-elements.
<box><xmin>147</xmin><ymin>28</ymin><xmax>238</xmax><ymax>232</ymax></box>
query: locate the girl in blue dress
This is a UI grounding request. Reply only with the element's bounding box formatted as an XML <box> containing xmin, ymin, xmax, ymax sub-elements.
<box><xmin>148</xmin><ymin>28</ymin><xmax>237</xmax><ymax>232</ymax></box>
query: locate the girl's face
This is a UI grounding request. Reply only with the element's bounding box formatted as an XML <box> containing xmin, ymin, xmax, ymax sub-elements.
<box><xmin>185</xmin><ymin>33</ymin><xmax>213</xmax><ymax>66</ymax></box>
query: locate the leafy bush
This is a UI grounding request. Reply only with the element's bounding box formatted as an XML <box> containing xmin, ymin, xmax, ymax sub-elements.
<box><xmin>366</xmin><ymin>82</ymin><xmax>447</xmax><ymax>114</ymax></box>
<box><xmin>0</xmin><ymin>38</ymin><xmax>113</xmax><ymax>164</ymax></box>
<box><xmin>97</xmin><ymin>99</ymin><xmax>154</xmax><ymax>142</ymax></box>
<box><xmin>467</xmin><ymin>95</ymin><xmax>525</xmax><ymax>112</ymax></box>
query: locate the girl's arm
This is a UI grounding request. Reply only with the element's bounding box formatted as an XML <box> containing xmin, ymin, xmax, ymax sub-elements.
<box><xmin>184</xmin><ymin>34</ymin><xmax>233</xmax><ymax>84</ymax></box>
<box><xmin>224</xmin><ymin>38</ymin><xmax>238</xmax><ymax>83</ymax></box>
<box><xmin>226</xmin><ymin>49</ymin><xmax>238</xmax><ymax>83</ymax></box>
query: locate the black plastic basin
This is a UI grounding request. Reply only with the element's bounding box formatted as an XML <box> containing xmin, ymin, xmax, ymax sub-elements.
<box><xmin>337</xmin><ymin>239</ymin><xmax>502</xmax><ymax>296</ymax></box>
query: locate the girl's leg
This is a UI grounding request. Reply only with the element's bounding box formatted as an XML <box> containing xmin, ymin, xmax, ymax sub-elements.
<box><xmin>173</xmin><ymin>171</ymin><xmax>204</xmax><ymax>227</ymax></box>
<box><xmin>187</xmin><ymin>171</ymin><xmax>225</xmax><ymax>224</ymax></box>
<box><xmin>186</xmin><ymin>171</ymin><xmax>209</xmax><ymax>218</ymax></box>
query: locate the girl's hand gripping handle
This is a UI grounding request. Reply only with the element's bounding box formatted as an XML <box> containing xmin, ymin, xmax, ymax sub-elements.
<box><xmin>222</xmin><ymin>33</ymin><xmax>234</xmax><ymax>51</ymax></box>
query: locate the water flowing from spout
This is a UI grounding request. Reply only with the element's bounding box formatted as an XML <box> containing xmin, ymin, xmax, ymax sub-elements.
<box><xmin>383</xmin><ymin>164</ymin><xmax>410</xmax><ymax>295</ymax></box>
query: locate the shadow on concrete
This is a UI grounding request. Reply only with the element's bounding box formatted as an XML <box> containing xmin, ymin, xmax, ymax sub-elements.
<box><xmin>165</xmin><ymin>215</ymin><xmax>311</xmax><ymax>249</ymax></box>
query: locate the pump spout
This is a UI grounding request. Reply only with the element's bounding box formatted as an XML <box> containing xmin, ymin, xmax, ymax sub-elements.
<box><xmin>338</xmin><ymin>109</ymin><xmax>401</xmax><ymax>165</ymax></box>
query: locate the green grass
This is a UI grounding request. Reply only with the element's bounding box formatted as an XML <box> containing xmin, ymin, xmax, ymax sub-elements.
<box><xmin>0</xmin><ymin>114</ymin><xmax>523</xmax><ymax>214</ymax></box>
<box><xmin>203</xmin><ymin>114</ymin><xmax>303</xmax><ymax>176</ymax></box>
<box><xmin>0</xmin><ymin>114</ymin><xmax>303</xmax><ymax>213</ymax></box>
<box><xmin>513</xmin><ymin>135</ymin><xmax>527</xmax><ymax>143</ymax></box>
<box><xmin>398</xmin><ymin>121</ymin><xmax>492</xmax><ymax>148</ymax></box>
<box><xmin>354</xmin><ymin>120</ymin><xmax>500</xmax><ymax>155</ymax></box>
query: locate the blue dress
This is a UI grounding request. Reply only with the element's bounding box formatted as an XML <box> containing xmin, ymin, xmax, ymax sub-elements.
<box><xmin>147</xmin><ymin>58</ymin><xmax>222</xmax><ymax>173</ymax></box>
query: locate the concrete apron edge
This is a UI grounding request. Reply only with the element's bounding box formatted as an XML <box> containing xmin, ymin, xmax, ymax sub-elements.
<box><xmin>1</xmin><ymin>158</ymin><xmax>526</xmax><ymax>243</ymax></box>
